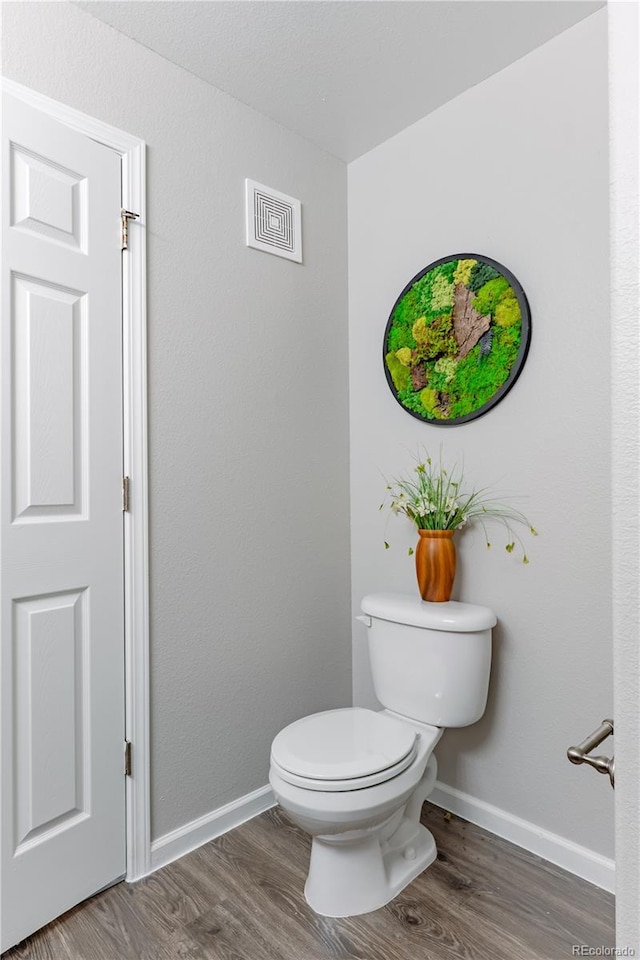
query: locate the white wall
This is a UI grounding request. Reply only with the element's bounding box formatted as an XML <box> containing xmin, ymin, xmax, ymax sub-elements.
<box><xmin>348</xmin><ymin>9</ymin><xmax>613</xmax><ymax>861</ymax></box>
<box><xmin>1</xmin><ymin>1</ymin><xmax>351</xmax><ymax>841</ymax></box>
<box><xmin>610</xmin><ymin>0</ymin><xmax>640</xmax><ymax>946</ymax></box>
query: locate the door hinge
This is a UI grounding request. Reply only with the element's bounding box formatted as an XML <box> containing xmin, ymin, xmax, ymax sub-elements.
<box><xmin>121</xmin><ymin>209</ymin><xmax>139</xmax><ymax>250</ymax></box>
<box><xmin>122</xmin><ymin>476</ymin><xmax>130</xmax><ymax>512</ymax></box>
<box><xmin>124</xmin><ymin>741</ymin><xmax>132</xmax><ymax>777</ymax></box>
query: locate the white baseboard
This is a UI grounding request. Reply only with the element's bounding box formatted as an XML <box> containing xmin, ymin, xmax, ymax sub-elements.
<box><xmin>149</xmin><ymin>784</ymin><xmax>276</xmax><ymax>874</ymax></box>
<box><xmin>429</xmin><ymin>780</ymin><xmax>615</xmax><ymax>893</ymax></box>
<box><xmin>148</xmin><ymin>779</ymin><xmax>614</xmax><ymax>894</ymax></box>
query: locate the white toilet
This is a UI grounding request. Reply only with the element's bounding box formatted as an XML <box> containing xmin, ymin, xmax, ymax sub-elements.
<box><xmin>269</xmin><ymin>592</ymin><xmax>496</xmax><ymax>918</ymax></box>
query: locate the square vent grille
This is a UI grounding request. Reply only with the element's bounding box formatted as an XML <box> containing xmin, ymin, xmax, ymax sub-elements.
<box><xmin>245</xmin><ymin>179</ymin><xmax>302</xmax><ymax>263</ymax></box>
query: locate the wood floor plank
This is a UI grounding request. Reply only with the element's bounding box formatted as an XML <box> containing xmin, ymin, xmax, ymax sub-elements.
<box><xmin>4</xmin><ymin>801</ymin><xmax>615</xmax><ymax>960</ymax></box>
<box><xmin>189</xmin><ymin>828</ymin><xmax>375</xmax><ymax>960</ymax></box>
<box><xmin>120</xmin><ymin>859</ymin><xmax>224</xmax><ymax>939</ymax></box>
<box><xmin>186</xmin><ymin>899</ymin><xmax>285</xmax><ymax>960</ymax></box>
<box><xmin>3</xmin><ymin>923</ymin><xmax>66</xmax><ymax>960</ymax></box>
<box><xmin>421</xmin><ymin>806</ymin><xmax>615</xmax><ymax>953</ymax></box>
<box><xmin>47</xmin><ymin>883</ymin><xmax>177</xmax><ymax>960</ymax></box>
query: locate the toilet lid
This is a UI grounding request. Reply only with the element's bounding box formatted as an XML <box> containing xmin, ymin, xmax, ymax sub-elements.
<box><xmin>271</xmin><ymin>708</ymin><xmax>418</xmax><ymax>785</ymax></box>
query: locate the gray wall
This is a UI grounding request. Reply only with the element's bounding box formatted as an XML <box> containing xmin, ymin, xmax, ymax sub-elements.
<box><xmin>348</xmin><ymin>10</ymin><xmax>613</xmax><ymax>858</ymax></box>
<box><xmin>2</xmin><ymin>0</ymin><xmax>351</xmax><ymax>840</ymax></box>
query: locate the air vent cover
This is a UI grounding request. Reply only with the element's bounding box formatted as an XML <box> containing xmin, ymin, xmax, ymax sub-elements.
<box><xmin>245</xmin><ymin>179</ymin><xmax>302</xmax><ymax>263</ymax></box>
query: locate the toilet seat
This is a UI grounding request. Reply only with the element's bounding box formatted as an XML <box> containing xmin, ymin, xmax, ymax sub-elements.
<box><xmin>270</xmin><ymin>707</ymin><xmax>419</xmax><ymax>792</ymax></box>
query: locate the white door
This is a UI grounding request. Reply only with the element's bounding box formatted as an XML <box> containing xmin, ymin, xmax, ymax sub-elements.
<box><xmin>1</xmin><ymin>91</ymin><xmax>126</xmax><ymax>951</ymax></box>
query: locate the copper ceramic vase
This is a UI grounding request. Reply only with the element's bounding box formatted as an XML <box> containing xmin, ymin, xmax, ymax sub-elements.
<box><xmin>415</xmin><ymin>529</ymin><xmax>456</xmax><ymax>602</ymax></box>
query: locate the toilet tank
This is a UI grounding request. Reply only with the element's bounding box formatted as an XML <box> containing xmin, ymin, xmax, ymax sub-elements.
<box><xmin>360</xmin><ymin>593</ymin><xmax>496</xmax><ymax>728</ymax></box>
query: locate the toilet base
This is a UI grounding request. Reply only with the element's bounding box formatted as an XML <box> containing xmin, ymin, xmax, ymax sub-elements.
<box><xmin>304</xmin><ymin>818</ymin><xmax>437</xmax><ymax>918</ymax></box>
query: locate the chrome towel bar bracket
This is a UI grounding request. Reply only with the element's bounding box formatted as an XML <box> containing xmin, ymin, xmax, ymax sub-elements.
<box><xmin>567</xmin><ymin>719</ymin><xmax>614</xmax><ymax>788</ymax></box>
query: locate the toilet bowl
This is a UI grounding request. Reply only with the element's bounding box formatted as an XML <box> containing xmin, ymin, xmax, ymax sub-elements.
<box><xmin>269</xmin><ymin>593</ymin><xmax>496</xmax><ymax>918</ymax></box>
<box><xmin>269</xmin><ymin>707</ymin><xmax>442</xmax><ymax>917</ymax></box>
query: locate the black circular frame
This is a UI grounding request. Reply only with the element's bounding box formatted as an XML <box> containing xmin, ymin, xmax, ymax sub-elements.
<box><xmin>382</xmin><ymin>253</ymin><xmax>531</xmax><ymax>426</ymax></box>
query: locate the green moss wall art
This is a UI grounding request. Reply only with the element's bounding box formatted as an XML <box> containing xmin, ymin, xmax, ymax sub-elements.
<box><xmin>383</xmin><ymin>254</ymin><xmax>531</xmax><ymax>425</ymax></box>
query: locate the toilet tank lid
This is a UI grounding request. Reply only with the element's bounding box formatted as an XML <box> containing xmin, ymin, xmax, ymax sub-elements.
<box><xmin>361</xmin><ymin>593</ymin><xmax>497</xmax><ymax>632</ymax></box>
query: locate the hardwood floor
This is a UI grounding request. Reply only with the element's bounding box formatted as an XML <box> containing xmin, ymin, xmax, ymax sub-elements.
<box><xmin>5</xmin><ymin>803</ymin><xmax>615</xmax><ymax>960</ymax></box>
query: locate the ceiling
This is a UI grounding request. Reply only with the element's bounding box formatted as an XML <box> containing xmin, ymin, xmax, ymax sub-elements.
<box><xmin>75</xmin><ymin>0</ymin><xmax>605</xmax><ymax>162</ymax></box>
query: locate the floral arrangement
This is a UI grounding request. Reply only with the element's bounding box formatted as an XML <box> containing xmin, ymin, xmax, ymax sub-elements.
<box><xmin>382</xmin><ymin>451</ymin><xmax>537</xmax><ymax>563</ymax></box>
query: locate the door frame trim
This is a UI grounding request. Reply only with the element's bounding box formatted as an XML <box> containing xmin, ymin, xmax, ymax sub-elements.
<box><xmin>1</xmin><ymin>78</ymin><xmax>151</xmax><ymax>881</ymax></box>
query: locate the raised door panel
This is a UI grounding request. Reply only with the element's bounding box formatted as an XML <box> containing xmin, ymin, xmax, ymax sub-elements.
<box><xmin>13</xmin><ymin>590</ymin><xmax>88</xmax><ymax>852</ymax></box>
<box><xmin>12</xmin><ymin>275</ymin><xmax>86</xmax><ymax>521</ymax></box>
<box><xmin>11</xmin><ymin>143</ymin><xmax>87</xmax><ymax>252</ymax></box>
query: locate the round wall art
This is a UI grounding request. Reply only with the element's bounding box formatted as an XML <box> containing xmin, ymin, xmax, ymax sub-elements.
<box><xmin>383</xmin><ymin>254</ymin><xmax>531</xmax><ymax>425</ymax></box>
